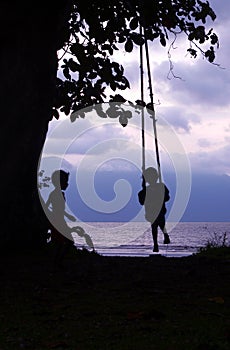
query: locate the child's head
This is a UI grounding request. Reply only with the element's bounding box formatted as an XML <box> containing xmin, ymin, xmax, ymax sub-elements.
<box><xmin>51</xmin><ymin>170</ymin><xmax>69</xmax><ymax>190</ymax></box>
<box><xmin>143</xmin><ymin>167</ymin><xmax>158</xmax><ymax>184</ymax></box>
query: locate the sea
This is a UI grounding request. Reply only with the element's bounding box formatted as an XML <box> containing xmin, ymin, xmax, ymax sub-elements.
<box><xmin>71</xmin><ymin>222</ymin><xmax>230</xmax><ymax>258</ymax></box>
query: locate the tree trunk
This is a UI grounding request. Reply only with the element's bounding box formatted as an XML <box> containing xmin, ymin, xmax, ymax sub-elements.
<box><xmin>0</xmin><ymin>1</ymin><xmax>72</xmax><ymax>250</ymax></box>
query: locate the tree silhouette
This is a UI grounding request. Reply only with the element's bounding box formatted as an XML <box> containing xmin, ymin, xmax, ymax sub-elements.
<box><xmin>0</xmin><ymin>0</ymin><xmax>218</xmax><ymax>249</ymax></box>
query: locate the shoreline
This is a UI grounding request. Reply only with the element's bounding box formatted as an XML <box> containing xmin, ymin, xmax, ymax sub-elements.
<box><xmin>75</xmin><ymin>243</ymin><xmax>199</xmax><ymax>258</ymax></box>
<box><xmin>73</xmin><ymin>221</ymin><xmax>230</xmax><ymax>259</ymax></box>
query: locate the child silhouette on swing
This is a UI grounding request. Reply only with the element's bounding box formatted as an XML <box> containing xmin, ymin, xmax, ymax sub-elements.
<box><xmin>138</xmin><ymin>167</ymin><xmax>170</xmax><ymax>253</ymax></box>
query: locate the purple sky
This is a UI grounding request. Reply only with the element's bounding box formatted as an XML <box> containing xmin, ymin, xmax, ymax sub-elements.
<box><xmin>40</xmin><ymin>1</ymin><xmax>230</xmax><ymax>223</ymax></box>
<box><xmin>113</xmin><ymin>0</ymin><xmax>230</xmax><ymax>176</ymax></box>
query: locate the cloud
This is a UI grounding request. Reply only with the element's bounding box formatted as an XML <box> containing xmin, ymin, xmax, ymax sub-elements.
<box><xmin>189</xmin><ymin>144</ymin><xmax>230</xmax><ymax>175</ymax></box>
<box><xmin>46</xmin><ymin>114</ymin><xmax>129</xmax><ymax>156</ymax></box>
<box><xmin>211</xmin><ymin>0</ymin><xmax>230</xmax><ymax>24</ymax></box>
<box><xmin>153</xmin><ymin>58</ymin><xmax>230</xmax><ymax>108</ymax></box>
<box><xmin>224</xmin><ymin>124</ymin><xmax>230</xmax><ymax>133</ymax></box>
<box><xmin>158</xmin><ymin>106</ymin><xmax>201</xmax><ymax>133</ymax></box>
<box><xmin>197</xmin><ymin>138</ymin><xmax>212</xmax><ymax>148</ymax></box>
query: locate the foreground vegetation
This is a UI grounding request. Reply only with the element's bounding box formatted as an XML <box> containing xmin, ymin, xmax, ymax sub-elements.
<box><xmin>0</xmin><ymin>244</ymin><xmax>229</xmax><ymax>350</ymax></box>
<box><xmin>198</xmin><ymin>232</ymin><xmax>230</xmax><ymax>259</ymax></box>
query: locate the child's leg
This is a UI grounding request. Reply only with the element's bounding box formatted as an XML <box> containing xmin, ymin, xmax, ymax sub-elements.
<box><xmin>151</xmin><ymin>223</ymin><xmax>159</xmax><ymax>252</ymax></box>
<box><xmin>73</xmin><ymin>226</ymin><xmax>94</xmax><ymax>251</ymax></box>
<box><xmin>84</xmin><ymin>234</ymin><xmax>94</xmax><ymax>250</ymax></box>
<box><xmin>159</xmin><ymin>217</ymin><xmax>170</xmax><ymax>244</ymax></box>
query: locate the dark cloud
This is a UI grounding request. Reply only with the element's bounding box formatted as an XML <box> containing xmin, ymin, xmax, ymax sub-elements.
<box><xmin>158</xmin><ymin>106</ymin><xmax>201</xmax><ymax>133</ymax></box>
<box><xmin>149</xmin><ymin>1</ymin><xmax>230</xmax><ymax>108</ymax></box>
<box><xmin>211</xmin><ymin>0</ymin><xmax>230</xmax><ymax>24</ymax></box>
<box><xmin>154</xmin><ymin>58</ymin><xmax>230</xmax><ymax>107</ymax></box>
<box><xmin>189</xmin><ymin>144</ymin><xmax>230</xmax><ymax>174</ymax></box>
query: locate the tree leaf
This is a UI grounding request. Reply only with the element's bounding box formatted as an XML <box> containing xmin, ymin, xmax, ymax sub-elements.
<box><xmin>52</xmin><ymin>108</ymin><xmax>59</xmax><ymax>120</ymax></box>
<box><xmin>70</xmin><ymin>112</ymin><xmax>79</xmax><ymax>122</ymax></box>
<box><xmin>125</xmin><ymin>110</ymin><xmax>132</xmax><ymax>119</ymax></box>
<box><xmin>125</xmin><ymin>38</ymin><xmax>133</xmax><ymax>52</ymax></box>
<box><xmin>130</xmin><ymin>17</ymin><xmax>139</xmax><ymax>30</ymax></box>
<box><xmin>88</xmin><ymin>71</ymin><xmax>98</xmax><ymax>79</ymax></box>
<box><xmin>68</xmin><ymin>59</ymin><xmax>80</xmax><ymax>72</ymax></box>
<box><xmin>110</xmin><ymin>94</ymin><xmax>126</xmax><ymax>103</ymax></box>
<box><xmin>131</xmin><ymin>32</ymin><xmax>144</xmax><ymax>46</ymax></box>
<box><xmin>210</xmin><ymin>33</ymin><xmax>219</xmax><ymax>46</ymax></box>
<box><xmin>118</xmin><ymin>35</ymin><xmax>126</xmax><ymax>43</ymax></box>
<box><xmin>187</xmin><ymin>48</ymin><xmax>197</xmax><ymax>58</ymax></box>
<box><xmin>119</xmin><ymin>115</ymin><xmax>128</xmax><ymax>127</ymax></box>
<box><xmin>106</xmin><ymin>106</ymin><xmax>120</xmax><ymax>118</ymax></box>
<box><xmin>110</xmin><ymin>81</ymin><xmax>117</xmax><ymax>91</ymax></box>
<box><xmin>135</xmin><ymin>100</ymin><xmax>146</xmax><ymax>107</ymax></box>
<box><xmin>160</xmin><ymin>33</ymin><xmax>166</xmax><ymax>47</ymax></box>
<box><xmin>63</xmin><ymin>67</ymin><xmax>71</xmax><ymax>80</ymax></box>
<box><xmin>95</xmin><ymin>105</ymin><xmax>107</xmax><ymax>118</ymax></box>
<box><xmin>205</xmin><ymin>47</ymin><xmax>215</xmax><ymax>63</ymax></box>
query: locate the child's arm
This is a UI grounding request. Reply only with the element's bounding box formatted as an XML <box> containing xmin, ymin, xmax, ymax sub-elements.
<box><xmin>164</xmin><ymin>185</ymin><xmax>170</xmax><ymax>202</ymax></box>
<box><xmin>138</xmin><ymin>175</ymin><xmax>146</xmax><ymax>205</ymax></box>
<box><xmin>45</xmin><ymin>196</ymin><xmax>51</xmax><ymax>209</ymax></box>
<box><xmin>64</xmin><ymin>211</ymin><xmax>76</xmax><ymax>222</ymax></box>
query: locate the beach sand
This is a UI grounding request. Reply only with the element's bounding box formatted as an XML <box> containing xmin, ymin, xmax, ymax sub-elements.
<box><xmin>0</xmin><ymin>245</ymin><xmax>229</xmax><ymax>349</ymax></box>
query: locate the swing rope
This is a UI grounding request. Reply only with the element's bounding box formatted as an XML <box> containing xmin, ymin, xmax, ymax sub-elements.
<box><xmin>139</xmin><ymin>24</ymin><xmax>146</xmax><ymax>173</ymax></box>
<box><xmin>139</xmin><ymin>23</ymin><xmax>162</xmax><ymax>183</ymax></box>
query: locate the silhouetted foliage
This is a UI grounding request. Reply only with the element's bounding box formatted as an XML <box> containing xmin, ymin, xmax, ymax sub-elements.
<box><xmin>54</xmin><ymin>0</ymin><xmax>219</xmax><ymax>128</ymax></box>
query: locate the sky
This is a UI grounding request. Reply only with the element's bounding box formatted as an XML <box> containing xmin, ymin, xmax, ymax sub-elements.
<box><xmin>39</xmin><ymin>0</ymin><xmax>230</xmax><ymax>224</ymax></box>
<box><xmin>110</xmin><ymin>0</ymin><xmax>230</xmax><ymax>176</ymax></box>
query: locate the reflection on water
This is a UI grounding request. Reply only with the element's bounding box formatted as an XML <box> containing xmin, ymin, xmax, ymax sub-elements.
<box><xmin>71</xmin><ymin>222</ymin><xmax>230</xmax><ymax>258</ymax></box>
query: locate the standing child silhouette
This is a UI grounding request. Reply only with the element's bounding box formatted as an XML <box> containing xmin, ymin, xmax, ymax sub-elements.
<box><xmin>138</xmin><ymin>167</ymin><xmax>170</xmax><ymax>253</ymax></box>
<box><xmin>45</xmin><ymin>170</ymin><xmax>94</xmax><ymax>266</ymax></box>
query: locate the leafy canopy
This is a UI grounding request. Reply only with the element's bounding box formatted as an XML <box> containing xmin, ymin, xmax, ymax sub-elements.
<box><xmin>54</xmin><ymin>0</ymin><xmax>219</xmax><ymax>124</ymax></box>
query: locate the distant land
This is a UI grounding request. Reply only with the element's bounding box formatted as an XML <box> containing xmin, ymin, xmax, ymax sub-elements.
<box><xmin>66</xmin><ymin>169</ymin><xmax>230</xmax><ymax>222</ymax></box>
<box><xmin>180</xmin><ymin>173</ymin><xmax>230</xmax><ymax>222</ymax></box>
